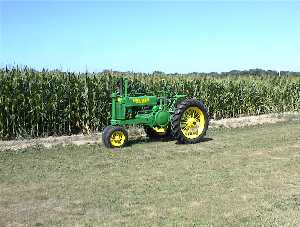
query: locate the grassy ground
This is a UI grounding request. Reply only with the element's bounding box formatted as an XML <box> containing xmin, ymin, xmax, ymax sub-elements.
<box><xmin>1</xmin><ymin>122</ymin><xmax>300</xmax><ymax>226</ymax></box>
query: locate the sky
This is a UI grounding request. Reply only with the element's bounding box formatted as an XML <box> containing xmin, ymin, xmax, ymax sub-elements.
<box><xmin>0</xmin><ymin>1</ymin><xmax>300</xmax><ymax>73</ymax></box>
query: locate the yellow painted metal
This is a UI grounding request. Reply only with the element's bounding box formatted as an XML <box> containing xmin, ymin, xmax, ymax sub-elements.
<box><xmin>110</xmin><ymin>131</ymin><xmax>126</xmax><ymax>147</ymax></box>
<box><xmin>153</xmin><ymin>126</ymin><xmax>167</xmax><ymax>135</ymax></box>
<box><xmin>180</xmin><ymin>107</ymin><xmax>205</xmax><ymax>139</ymax></box>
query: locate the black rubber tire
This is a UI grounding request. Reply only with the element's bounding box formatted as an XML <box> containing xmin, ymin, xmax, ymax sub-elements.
<box><xmin>144</xmin><ymin>125</ymin><xmax>171</xmax><ymax>139</ymax></box>
<box><xmin>102</xmin><ymin>125</ymin><xmax>128</xmax><ymax>148</ymax></box>
<box><xmin>171</xmin><ymin>99</ymin><xmax>209</xmax><ymax>144</ymax></box>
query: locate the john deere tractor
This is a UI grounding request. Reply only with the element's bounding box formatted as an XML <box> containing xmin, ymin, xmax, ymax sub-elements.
<box><xmin>102</xmin><ymin>78</ymin><xmax>209</xmax><ymax>148</ymax></box>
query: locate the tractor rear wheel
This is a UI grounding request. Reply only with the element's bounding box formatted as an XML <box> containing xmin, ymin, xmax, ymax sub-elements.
<box><xmin>171</xmin><ymin>99</ymin><xmax>209</xmax><ymax>144</ymax></box>
<box><xmin>144</xmin><ymin>125</ymin><xmax>171</xmax><ymax>139</ymax></box>
<box><xmin>102</xmin><ymin>125</ymin><xmax>128</xmax><ymax>148</ymax></box>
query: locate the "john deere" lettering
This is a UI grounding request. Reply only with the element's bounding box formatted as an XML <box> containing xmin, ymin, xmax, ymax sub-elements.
<box><xmin>132</xmin><ymin>97</ymin><xmax>150</xmax><ymax>104</ymax></box>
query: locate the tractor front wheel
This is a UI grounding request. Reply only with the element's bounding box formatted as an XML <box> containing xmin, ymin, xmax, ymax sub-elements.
<box><xmin>102</xmin><ymin>126</ymin><xmax>128</xmax><ymax>148</ymax></box>
<box><xmin>171</xmin><ymin>99</ymin><xmax>209</xmax><ymax>144</ymax></box>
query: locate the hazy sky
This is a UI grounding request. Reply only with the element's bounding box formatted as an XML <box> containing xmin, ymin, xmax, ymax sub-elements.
<box><xmin>1</xmin><ymin>1</ymin><xmax>300</xmax><ymax>73</ymax></box>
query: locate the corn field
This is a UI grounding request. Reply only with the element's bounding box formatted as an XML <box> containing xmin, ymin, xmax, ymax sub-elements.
<box><xmin>1</xmin><ymin>67</ymin><xmax>300</xmax><ymax>139</ymax></box>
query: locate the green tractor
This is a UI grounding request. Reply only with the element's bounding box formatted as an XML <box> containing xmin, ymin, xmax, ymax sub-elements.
<box><xmin>102</xmin><ymin>78</ymin><xmax>209</xmax><ymax>148</ymax></box>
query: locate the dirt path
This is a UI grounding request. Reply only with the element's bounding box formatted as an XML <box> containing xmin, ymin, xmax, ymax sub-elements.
<box><xmin>1</xmin><ymin>112</ymin><xmax>300</xmax><ymax>151</ymax></box>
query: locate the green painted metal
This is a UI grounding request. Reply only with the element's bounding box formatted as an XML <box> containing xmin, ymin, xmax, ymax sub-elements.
<box><xmin>154</xmin><ymin>111</ymin><xmax>171</xmax><ymax>127</ymax></box>
<box><xmin>110</xmin><ymin>78</ymin><xmax>187</xmax><ymax>128</ymax></box>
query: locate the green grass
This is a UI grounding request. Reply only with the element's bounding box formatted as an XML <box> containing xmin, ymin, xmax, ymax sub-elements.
<box><xmin>1</xmin><ymin>122</ymin><xmax>300</xmax><ymax>226</ymax></box>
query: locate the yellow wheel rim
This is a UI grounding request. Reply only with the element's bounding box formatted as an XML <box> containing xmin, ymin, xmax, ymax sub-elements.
<box><xmin>180</xmin><ymin>107</ymin><xmax>205</xmax><ymax>139</ymax></box>
<box><xmin>110</xmin><ymin>131</ymin><xmax>126</xmax><ymax>147</ymax></box>
<box><xmin>152</xmin><ymin>126</ymin><xmax>167</xmax><ymax>135</ymax></box>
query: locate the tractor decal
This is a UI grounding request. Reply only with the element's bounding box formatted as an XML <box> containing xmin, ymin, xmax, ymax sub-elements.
<box><xmin>132</xmin><ymin>97</ymin><xmax>150</xmax><ymax>104</ymax></box>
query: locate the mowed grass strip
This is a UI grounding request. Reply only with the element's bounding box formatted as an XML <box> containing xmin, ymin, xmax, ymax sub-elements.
<box><xmin>0</xmin><ymin>122</ymin><xmax>300</xmax><ymax>226</ymax></box>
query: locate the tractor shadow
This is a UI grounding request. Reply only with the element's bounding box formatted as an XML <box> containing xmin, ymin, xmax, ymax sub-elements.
<box><xmin>127</xmin><ymin>137</ymin><xmax>213</xmax><ymax>147</ymax></box>
<box><xmin>174</xmin><ymin>137</ymin><xmax>213</xmax><ymax>145</ymax></box>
